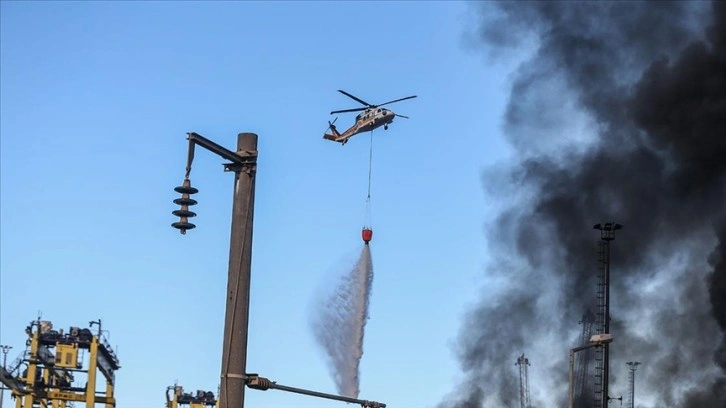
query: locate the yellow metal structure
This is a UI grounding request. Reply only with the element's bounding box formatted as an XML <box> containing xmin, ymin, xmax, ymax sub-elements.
<box><xmin>5</xmin><ymin>319</ymin><xmax>120</xmax><ymax>408</ymax></box>
<box><xmin>54</xmin><ymin>343</ymin><xmax>79</xmax><ymax>369</ymax></box>
<box><xmin>166</xmin><ymin>385</ymin><xmax>218</xmax><ymax>408</ymax></box>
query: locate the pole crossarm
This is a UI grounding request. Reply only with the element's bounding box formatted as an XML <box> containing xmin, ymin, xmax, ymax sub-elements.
<box><xmin>186</xmin><ymin>132</ymin><xmax>258</xmax><ymax>177</ymax></box>
<box><xmin>572</xmin><ymin>343</ymin><xmax>598</xmax><ymax>354</ymax></box>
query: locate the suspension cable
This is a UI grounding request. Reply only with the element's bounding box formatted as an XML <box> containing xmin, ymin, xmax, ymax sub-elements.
<box><xmin>363</xmin><ymin>130</ymin><xmax>373</xmax><ymax>229</ymax></box>
<box><xmin>367</xmin><ymin>130</ymin><xmax>373</xmax><ymax>200</ymax></box>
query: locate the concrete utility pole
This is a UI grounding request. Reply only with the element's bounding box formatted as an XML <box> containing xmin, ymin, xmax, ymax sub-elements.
<box><xmin>172</xmin><ymin>132</ymin><xmax>258</xmax><ymax>408</ymax></box>
<box><xmin>0</xmin><ymin>345</ymin><xmax>12</xmax><ymax>408</ymax></box>
<box><xmin>218</xmin><ymin>133</ymin><xmax>258</xmax><ymax>408</ymax></box>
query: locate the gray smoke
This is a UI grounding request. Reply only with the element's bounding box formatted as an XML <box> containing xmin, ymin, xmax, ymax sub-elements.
<box><xmin>311</xmin><ymin>245</ymin><xmax>374</xmax><ymax>398</ymax></box>
<box><xmin>440</xmin><ymin>1</ymin><xmax>726</xmax><ymax>407</ymax></box>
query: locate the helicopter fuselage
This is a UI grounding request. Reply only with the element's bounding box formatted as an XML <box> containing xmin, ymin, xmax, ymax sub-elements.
<box><xmin>324</xmin><ymin>90</ymin><xmax>416</xmax><ymax>145</ymax></box>
<box><xmin>355</xmin><ymin>108</ymin><xmax>396</xmax><ymax>133</ymax></box>
<box><xmin>324</xmin><ymin>108</ymin><xmax>397</xmax><ymax>144</ymax></box>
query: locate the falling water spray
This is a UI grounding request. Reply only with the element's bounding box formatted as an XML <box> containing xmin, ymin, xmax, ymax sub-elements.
<box><xmin>311</xmin><ymin>244</ymin><xmax>374</xmax><ymax>398</ymax></box>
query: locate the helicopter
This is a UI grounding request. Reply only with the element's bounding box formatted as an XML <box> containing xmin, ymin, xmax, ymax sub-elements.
<box><xmin>323</xmin><ymin>90</ymin><xmax>417</xmax><ymax>145</ymax></box>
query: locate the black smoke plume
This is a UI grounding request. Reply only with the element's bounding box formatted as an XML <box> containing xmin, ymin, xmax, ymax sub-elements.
<box><xmin>440</xmin><ymin>2</ymin><xmax>725</xmax><ymax>407</ymax></box>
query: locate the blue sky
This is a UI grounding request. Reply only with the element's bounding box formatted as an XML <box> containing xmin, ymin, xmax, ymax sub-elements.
<box><xmin>0</xmin><ymin>1</ymin><xmax>517</xmax><ymax>407</ymax></box>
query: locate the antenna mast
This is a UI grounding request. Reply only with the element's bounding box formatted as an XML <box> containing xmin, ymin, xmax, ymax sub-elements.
<box><xmin>515</xmin><ymin>353</ymin><xmax>531</xmax><ymax>408</ymax></box>
<box><xmin>626</xmin><ymin>361</ymin><xmax>641</xmax><ymax>408</ymax></box>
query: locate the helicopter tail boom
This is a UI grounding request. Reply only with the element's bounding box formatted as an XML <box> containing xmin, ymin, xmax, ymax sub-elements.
<box><xmin>323</xmin><ymin>133</ymin><xmax>342</xmax><ymax>142</ymax></box>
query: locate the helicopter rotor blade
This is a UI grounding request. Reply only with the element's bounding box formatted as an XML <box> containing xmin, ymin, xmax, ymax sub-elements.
<box><xmin>330</xmin><ymin>107</ymin><xmax>367</xmax><ymax>114</ymax></box>
<box><xmin>338</xmin><ymin>90</ymin><xmax>373</xmax><ymax>107</ymax></box>
<box><xmin>394</xmin><ymin>114</ymin><xmax>409</xmax><ymax>119</ymax></box>
<box><xmin>377</xmin><ymin>95</ymin><xmax>417</xmax><ymax>108</ymax></box>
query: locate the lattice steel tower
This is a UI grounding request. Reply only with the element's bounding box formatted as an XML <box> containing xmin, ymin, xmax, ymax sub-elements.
<box><xmin>627</xmin><ymin>361</ymin><xmax>641</xmax><ymax>408</ymax></box>
<box><xmin>574</xmin><ymin>309</ymin><xmax>596</xmax><ymax>407</ymax></box>
<box><xmin>515</xmin><ymin>354</ymin><xmax>531</xmax><ymax>408</ymax></box>
<box><xmin>593</xmin><ymin>222</ymin><xmax>621</xmax><ymax>408</ymax></box>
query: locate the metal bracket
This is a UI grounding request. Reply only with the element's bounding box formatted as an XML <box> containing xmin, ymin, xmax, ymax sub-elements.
<box><xmin>223</xmin><ymin>160</ymin><xmax>257</xmax><ymax>174</ymax></box>
<box><xmin>221</xmin><ymin>373</ymin><xmax>247</xmax><ymax>379</ymax></box>
<box><xmin>187</xmin><ymin>132</ymin><xmax>258</xmax><ymax>164</ymax></box>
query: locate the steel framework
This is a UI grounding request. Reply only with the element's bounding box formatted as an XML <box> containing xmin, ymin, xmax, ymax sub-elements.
<box><xmin>515</xmin><ymin>354</ymin><xmax>531</xmax><ymax>408</ymax></box>
<box><xmin>593</xmin><ymin>222</ymin><xmax>621</xmax><ymax>408</ymax></box>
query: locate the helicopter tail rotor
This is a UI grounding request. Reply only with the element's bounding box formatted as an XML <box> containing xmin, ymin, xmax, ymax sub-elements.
<box><xmin>324</xmin><ymin>117</ymin><xmax>340</xmax><ymax>137</ymax></box>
